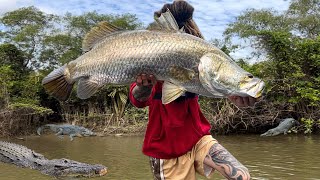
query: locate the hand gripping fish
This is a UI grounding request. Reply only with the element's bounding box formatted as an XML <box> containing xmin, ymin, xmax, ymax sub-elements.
<box><xmin>42</xmin><ymin>10</ymin><xmax>264</xmax><ymax>104</ymax></box>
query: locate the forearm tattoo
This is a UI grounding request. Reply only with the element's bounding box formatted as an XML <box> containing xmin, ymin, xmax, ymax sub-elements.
<box><xmin>208</xmin><ymin>143</ymin><xmax>250</xmax><ymax>180</ymax></box>
<box><xmin>132</xmin><ymin>85</ymin><xmax>153</xmax><ymax>101</ymax></box>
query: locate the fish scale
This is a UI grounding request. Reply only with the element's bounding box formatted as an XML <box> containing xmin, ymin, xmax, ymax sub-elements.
<box><xmin>74</xmin><ymin>31</ymin><xmax>209</xmax><ymax>87</ymax></box>
<box><xmin>42</xmin><ymin>11</ymin><xmax>264</xmax><ymax>103</ymax></box>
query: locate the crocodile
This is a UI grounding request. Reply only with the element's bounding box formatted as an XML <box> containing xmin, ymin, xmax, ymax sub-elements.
<box><xmin>261</xmin><ymin>118</ymin><xmax>300</xmax><ymax>137</ymax></box>
<box><xmin>37</xmin><ymin>124</ymin><xmax>96</xmax><ymax>141</ymax></box>
<box><xmin>0</xmin><ymin>141</ymin><xmax>107</xmax><ymax>177</ymax></box>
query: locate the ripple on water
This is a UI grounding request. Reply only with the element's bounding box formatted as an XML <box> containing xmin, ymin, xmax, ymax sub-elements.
<box><xmin>1</xmin><ymin>134</ymin><xmax>320</xmax><ymax>179</ymax></box>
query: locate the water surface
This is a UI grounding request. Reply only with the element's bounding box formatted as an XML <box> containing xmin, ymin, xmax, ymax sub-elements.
<box><xmin>1</xmin><ymin>134</ymin><xmax>320</xmax><ymax>180</ymax></box>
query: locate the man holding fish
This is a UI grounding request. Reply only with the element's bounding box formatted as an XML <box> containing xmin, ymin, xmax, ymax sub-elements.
<box><xmin>42</xmin><ymin>0</ymin><xmax>264</xmax><ymax>179</ymax></box>
<box><xmin>130</xmin><ymin>1</ymin><xmax>258</xmax><ymax>180</ymax></box>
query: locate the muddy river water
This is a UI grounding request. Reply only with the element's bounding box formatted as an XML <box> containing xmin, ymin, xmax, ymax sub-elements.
<box><xmin>1</xmin><ymin>134</ymin><xmax>320</xmax><ymax>180</ymax></box>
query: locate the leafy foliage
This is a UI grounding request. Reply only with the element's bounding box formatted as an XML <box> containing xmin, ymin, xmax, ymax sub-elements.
<box><xmin>0</xmin><ymin>7</ymin><xmax>142</xmax><ymax>131</ymax></box>
<box><xmin>222</xmin><ymin>0</ymin><xmax>319</xmax><ymax>133</ymax></box>
<box><xmin>0</xmin><ymin>65</ymin><xmax>14</xmax><ymax>108</ymax></box>
<box><xmin>0</xmin><ymin>6</ymin><xmax>56</xmax><ymax>69</ymax></box>
<box><xmin>0</xmin><ymin>43</ymin><xmax>27</xmax><ymax>75</ymax></box>
<box><xmin>8</xmin><ymin>102</ymin><xmax>53</xmax><ymax>115</ymax></box>
<box><xmin>0</xmin><ymin>1</ymin><xmax>319</xmax><ymax>135</ymax></box>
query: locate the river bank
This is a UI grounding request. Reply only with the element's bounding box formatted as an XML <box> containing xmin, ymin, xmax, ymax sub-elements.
<box><xmin>0</xmin><ymin>99</ymin><xmax>319</xmax><ymax>138</ymax></box>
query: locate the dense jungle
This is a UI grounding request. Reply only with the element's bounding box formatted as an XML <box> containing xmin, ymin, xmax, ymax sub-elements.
<box><xmin>0</xmin><ymin>0</ymin><xmax>319</xmax><ymax>138</ymax></box>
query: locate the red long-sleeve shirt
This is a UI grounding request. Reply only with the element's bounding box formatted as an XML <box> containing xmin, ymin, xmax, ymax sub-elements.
<box><xmin>129</xmin><ymin>82</ymin><xmax>211</xmax><ymax>159</ymax></box>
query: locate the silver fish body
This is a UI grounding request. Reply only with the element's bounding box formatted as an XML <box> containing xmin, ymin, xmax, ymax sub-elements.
<box><xmin>42</xmin><ymin>12</ymin><xmax>264</xmax><ymax>104</ymax></box>
<box><xmin>73</xmin><ymin>30</ymin><xmax>216</xmax><ymax>94</ymax></box>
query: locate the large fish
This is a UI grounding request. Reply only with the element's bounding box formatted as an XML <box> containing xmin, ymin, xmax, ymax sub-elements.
<box><xmin>42</xmin><ymin>10</ymin><xmax>264</xmax><ymax>104</ymax></box>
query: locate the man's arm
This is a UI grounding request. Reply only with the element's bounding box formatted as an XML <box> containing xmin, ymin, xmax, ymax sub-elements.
<box><xmin>204</xmin><ymin>143</ymin><xmax>251</xmax><ymax>180</ymax></box>
<box><xmin>130</xmin><ymin>74</ymin><xmax>157</xmax><ymax>103</ymax></box>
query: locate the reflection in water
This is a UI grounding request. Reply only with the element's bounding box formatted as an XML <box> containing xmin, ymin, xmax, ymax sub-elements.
<box><xmin>0</xmin><ymin>135</ymin><xmax>320</xmax><ymax>180</ymax></box>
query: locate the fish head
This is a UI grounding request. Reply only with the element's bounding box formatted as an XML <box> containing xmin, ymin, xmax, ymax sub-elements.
<box><xmin>198</xmin><ymin>52</ymin><xmax>265</xmax><ymax>98</ymax></box>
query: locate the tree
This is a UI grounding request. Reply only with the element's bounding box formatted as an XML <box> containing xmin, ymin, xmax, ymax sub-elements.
<box><xmin>223</xmin><ymin>0</ymin><xmax>320</xmax><ymax>125</ymax></box>
<box><xmin>0</xmin><ymin>65</ymin><xmax>14</xmax><ymax>108</ymax></box>
<box><xmin>224</xmin><ymin>0</ymin><xmax>319</xmax><ymax>50</ymax></box>
<box><xmin>286</xmin><ymin>0</ymin><xmax>320</xmax><ymax>39</ymax></box>
<box><xmin>0</xmin><ymin>43</ymin><xmax>27</xmax><ymax>77</ymax></box>
<box><xmin>0</xmin><ymin>6</ymin><xmax>56</xmax><ymax>69</ymax></box>
<box><xmin>0</xmin><ymin>7</ymin><xmax>147</xmax><ymax>135</ymax></box>
<box><xmin>0</xmin><ymin>44</ymin><xmax>34</xmax><ymax>105</ymax></box>
<box><xmin>40</xmin><ymin>12</ymin><xmax>142</xmax><ymax>69</ymax></box>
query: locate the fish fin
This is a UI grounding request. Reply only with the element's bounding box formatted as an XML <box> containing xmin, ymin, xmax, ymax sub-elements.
<box><xmin>82</xmin><ymin>21</ymin><xmax>124</xmax><ymax>52</ymax></box>
<box><xmin>77</xmin><ymin>77</ymin><xmax>99</xmax><ymax>99</ymax></box>
<box><xmin>146</xmin><ymin>21</ymin><xmax>163</xmax><ymax>31</ymax></box>
<box><xmin>149</xmin><ymin>9</ymin><xmax>183</xmax><ymax>32</ymax></box>
<box><xmin>169</xmin><ymin>65</ymin><xmax>195</xmax><ymax>82</ymax></box>
<box><xmin>162</xmin><ymin>81</ymin><xmax>186</xmax><ymax>104</ymax></box>
<box><xmin>42</xmin><ymin>64</ymin><xmax>75</xmax><ymax>101</ymax></box>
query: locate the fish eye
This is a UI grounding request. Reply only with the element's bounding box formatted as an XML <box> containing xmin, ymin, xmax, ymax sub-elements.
<box><xmin>241</xmin><ymin>74</ymin><xmax>254</xmax><ymax>82</ymax></box>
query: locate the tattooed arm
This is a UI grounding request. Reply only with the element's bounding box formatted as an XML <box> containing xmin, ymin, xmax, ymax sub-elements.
<box><xmin>204</xmin><ymin>143</ymin><xmax>251</xmax><ymax>180</ymax></box>
<box><xmin>132</xmin><ymin>74</ymin><xmax>157</xmax><ymax>102</ymax></box>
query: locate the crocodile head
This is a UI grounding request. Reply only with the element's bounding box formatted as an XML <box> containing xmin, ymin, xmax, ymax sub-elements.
<box><xmin>281</xmin><ymin>118</ymin><xmax>300</xmax><ymax>127</ymax></box>
<box><xmin>79</xmin><ymin>127</ymin><xmax>96</xmax><ymax>136</ymax></box>
<box><xmin>44</xmin><ymin>158</ymin><xmax>107</xmax><ymax>177</ymax></box>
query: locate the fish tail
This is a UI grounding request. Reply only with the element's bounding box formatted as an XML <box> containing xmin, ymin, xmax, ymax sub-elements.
<box><xmin>42</xmin><ymin>64</ymin><xmax>75</xmax><ymax>101</ymax></box>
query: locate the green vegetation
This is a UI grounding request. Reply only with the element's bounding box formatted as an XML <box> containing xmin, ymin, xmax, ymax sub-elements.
<box><xmin>221</xmin><ymin>0</ymin><xmax>319</xmax><ymax>134</ymax></box>
<box><xmin>0</xmin><ymin>6</ymin><xmax>142</xmax><ymax>136</ymax></box>
<box><xmin>0</xmin><ymin>0</ymin><xmax>319</xmax><ymax>136</ymax></box>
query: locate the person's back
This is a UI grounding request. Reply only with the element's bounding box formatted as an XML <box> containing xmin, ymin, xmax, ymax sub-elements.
<box><xmin>129</xmin><ymin>1</ymin><xmax>256</xmax><ymax>179</ymax></box>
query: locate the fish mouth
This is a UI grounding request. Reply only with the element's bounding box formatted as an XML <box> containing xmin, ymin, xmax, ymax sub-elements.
<box><xmin>255</xmin><ymin>88</ymin><xmax>263</xmax><ymax>98</ymax></box>
<box><xmin>240</xmin><ymin>79</ymin><xmax>265</xmax><ymax>98</ymax></box>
